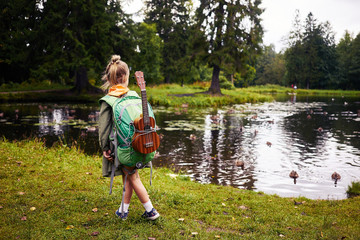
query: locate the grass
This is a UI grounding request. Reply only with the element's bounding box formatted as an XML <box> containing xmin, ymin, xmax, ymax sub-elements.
<box><xmin>1</xmin><ymin>139</ymin><xmax>360</xmax><ymax>239</ymax></box>
<box><xmin>144</xmin><ymin>83</ymin><xmax>273</xmax><ymax>107</ymax></box>
<box><xmin>247</xmin><ymin>84</ymin><xmax>360</xmax><ymax>96</ymax></box>
<box><xmin>1</xmin><ymin>82</ymin><xmax>360</xmax><ymax>106</ymax></box>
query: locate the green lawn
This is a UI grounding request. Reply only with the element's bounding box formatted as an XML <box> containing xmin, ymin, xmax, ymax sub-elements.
<box><xmin>1</xmin><ymin>139</ymin><xmax>359</xmax><ymax>239</ymax></box>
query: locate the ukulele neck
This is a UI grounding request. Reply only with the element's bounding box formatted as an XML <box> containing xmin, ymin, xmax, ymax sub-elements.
<box><xmin>141</xmin><ymin>89</ymin><xmax>150</xmax><ymax>128</ymax></box>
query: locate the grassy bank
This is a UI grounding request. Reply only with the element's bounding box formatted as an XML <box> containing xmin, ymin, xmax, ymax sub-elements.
<box><xmin>1</xmin><ymin>83</ymin><xmax>360</xmax><ymax>106</ymax></box>
<box><xmin>1</xmin><ymin>139</ymin><xmax>359</xmax><ymax>239</ymax></box>
<box><xmin>146</xmin><ymin>83</ymin><xmax>273</xmax><ymax>107</ymax></box>
<box><xmin>247</xmin><ymin>84</ymin><xmax>360</xmax><ymax>96</ymax></box>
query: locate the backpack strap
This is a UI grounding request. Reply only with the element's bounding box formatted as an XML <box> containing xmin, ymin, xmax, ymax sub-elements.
<box><xmin>109</xmin><ymin>127</ymin><xmax>119</xmax><ymax>195</ymax></box>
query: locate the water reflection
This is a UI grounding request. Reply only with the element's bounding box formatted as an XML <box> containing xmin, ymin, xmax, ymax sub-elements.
<box><xmin>0</xmin><ymin>96</ymin><xmax>359</xmax><ymax>199</ymax></box>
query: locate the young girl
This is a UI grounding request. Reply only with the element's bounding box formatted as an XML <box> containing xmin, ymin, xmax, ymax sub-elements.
<box><xmin>98</xmin><ymin>55</ymin><xmax>160</xmax><ymax>220</ymax></box>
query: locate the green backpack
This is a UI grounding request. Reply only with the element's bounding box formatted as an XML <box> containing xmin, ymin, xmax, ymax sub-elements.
<box><xmin>100</xmin><ymin>91</ymin><xmax>156</xmax><ymax>168</ymax></box>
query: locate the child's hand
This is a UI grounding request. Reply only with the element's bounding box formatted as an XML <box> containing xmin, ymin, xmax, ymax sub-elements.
<box><xmin>103</xmin><ymin>150</ymin><xmax>113</xmax><ymax>162</ymax></box>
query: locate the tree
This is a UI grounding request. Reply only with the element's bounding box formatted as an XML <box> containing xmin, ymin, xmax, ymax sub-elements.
<box><xmin>145</xmin><ymin>0</ymin><xmax>192</xmax><ymax>84</ymax></box>
<box><xmin>195</xmin><ymin>0</ymin><xmax>263</xmax><ymax>95</ymax></box>
<box><xmin>285</xmin><ymin>12</ymin><xmax>337</xmax><ymax>89</ymax></box>
<box><xmin>336</xmin><ymin>31</ymin><xmax>353</xmax><ymax>89</ymax></box>
<box><xmin>348</xmin><ymin>33</ymin><xmax>360</xmax><ymax>89</ymax></box>
<box><xmin>0</xmin><ymin>0</ymin><xmax>42</xmax><ymax>84</ymax></box>
<box><xmin>133</xmin><ymin>22</ymin><xmax>163</xmax><ymax>84</ymax></box>
<box><xmin>0</xmin><ymin>0</ymin><xmax>134</xmax><ymax>92</ymax></box>
<box><xmin>254</xmin><ymin>45</ymin><xmax>286</xmax><ymax>86</ymax></box>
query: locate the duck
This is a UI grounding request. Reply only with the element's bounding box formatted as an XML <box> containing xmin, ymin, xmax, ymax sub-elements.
<box><xmin>235</xmin><ymin>160</ymin><xmax>245</xmax><ymax>169</ymax></box>
<box><xmin>189</xmin><ymin>134</ymin><xmax>196</xmax><ymax>141</ymax></box>
<box><xmin>266</xmin><ymin>141</ymin><xmax>272</xmax><ymax>147</ymax></box>
<box><xmin>289</xmin><ymin>170</ymin><xmax>299</xmax><ymax>184</ymax></box>
<box><xmin>332</xmin><ymin>172</ymin><xmax>341</xmax><ymax>186</ymax></box>
<box><xmin>289</xmin><ymin>170</ymin><xmax>299</xmax><ymax>179</ymax></box>
<box><xmin>331</xmin><ymin>172</ymin><xmax>341</xmax><ymax>181</ymax></box>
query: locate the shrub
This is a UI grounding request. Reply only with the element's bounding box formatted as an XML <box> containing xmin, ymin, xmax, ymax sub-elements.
<box><xmin>347</xmin><ymin>181</ymin><xmax>360</xmax><ymax>198</ymax></box>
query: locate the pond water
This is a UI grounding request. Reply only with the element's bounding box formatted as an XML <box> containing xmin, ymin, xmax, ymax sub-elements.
<box><xmin>1</xmin><ymin>95</ymin><xmax>359</xmax><ymax>200</ymax></box>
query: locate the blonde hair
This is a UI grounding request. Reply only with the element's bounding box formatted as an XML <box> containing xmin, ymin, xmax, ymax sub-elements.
<box><xmin>101</xmin><ymin>55</ymin><xmax>129</xmax><ymax>90</ymax></box>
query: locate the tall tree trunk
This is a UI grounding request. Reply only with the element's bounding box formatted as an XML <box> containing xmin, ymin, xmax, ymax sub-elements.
<box><xmin>73</xmin><ymin>66</ymin><xmax>101</xmax><ymax>93</ymax></box>
<box><xmin>208</xmin><ymin>65</ymin><xmax>222</xmax><ymax>95</ymax></box>
<box><xmin>164</xmin><ymin>75</ymin><xmax>171</xmax><ymax>84</ymax></box>
<box><xmin>74</xmin><ymin>66</ymin><xmax>89</xmax><ymax>93</ymax></box>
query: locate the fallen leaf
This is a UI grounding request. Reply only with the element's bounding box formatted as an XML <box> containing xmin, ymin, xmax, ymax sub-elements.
<box><xmin>30</xmin><ymin>207</ymin><xmax>36</xmax><ymax>211</ymax></box>
<box><xmin>86</xmin><ymin>172</ymin><xmax>92</xmax><ymax>175</ymax></box>
<box><xmin>18</xmin><ymin>192</ymin><xmax>25</xmax><ymax>195</ymax></box>
<box><xmin>232</xmin><ymin>217</ymin><xmax>235</xmax><ymax>221</ymax></box>
<box><xmin>191</xmin><ymin>232</ymin><xmax>198</xmax><ymax>235</ymax></box>
<box><xmin>0</xmin><ymin>206</ymin><xmax>3</xmax><ymax>209</ymax></box>
<box><xmin>178</xmin><ymin>218</ymin><xmax>185</xmax><ymax>222</ymax></box>
<box><xmin>90</xmin><ymin>231</ymin><xmax>100</xmax><ymax>236</ymax></box>
<box><xmin>104</xmin><ymin>213</ymin><xmax>109</xmax><ymax>216</ymax></box>
<box><xmin>215</xmin><ymin>235</ymin><xmax>221</xmax><ymax>238</ymax></box>
<box><xmin>92</xmin><ymin>208</ymin><xmax>98</xmax><ymax>212</ymax></box>
<box><xmin>148</xmin><ymin>238</ymin><xmax>156</xmax><ymax>240</ymax></box>
<box><xmin>66</xmin><ymin>225</ymin><xmax>74</xmax><ymax>230</ymax></box>
<box><xmin>239</xmin><ymin>205</ymin><xmax>248</xmax><ymax>210</ymax></box>
<box><xmin>21</xmin><ymin>216</ymin><xmax>27</xmax><ymax>221</ymax></box>
<box><xmin>321</xmin><ymin>231</ymin><xmax>323</xmax><ymax>237</ymax></box>
<box><xmin>279</xmin><ymin>234</ymin><xmax>285</xmax><ymax>237</ymax></box>
<box><xmin>221</xmin><ymin>203</ymin><xmax>226</xmax><ymax>206</ymax></box>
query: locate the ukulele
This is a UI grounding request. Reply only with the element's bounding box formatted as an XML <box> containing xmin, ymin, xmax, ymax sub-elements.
<box><xmin>132</xmin><ymin>71</ymin><xmax>160</xmax><ymax>154</ymax></box>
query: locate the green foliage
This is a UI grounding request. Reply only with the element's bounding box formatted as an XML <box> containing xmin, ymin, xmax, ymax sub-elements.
<box><xmin>234</xmin><ymin>65</ymin><xmax>257</xmax><ymax>88</ymax></box>
<box><xmin>1</xmin><ymin>139</ymin><xmax>360</xmax><ymax>239</ymax></box>
<box><xmin>255</xmin><ymin>45</ymin><xmax>286</xmax><ymax>86</ymax></box>
<box><xmin>219</xmin><ymin>75</ymin><xmax>235</xmax><ymax>90</ymax></box>
<box><xmin>132</xmin><ymin>23</ymin><xmax>163</xmax><ymax>84</ymax></box>
<box><xmin>284</xmin><ymin>12</ymin><xmax>338</xmax><ymax>89</ymax></box>
<box><xmin>347</xmin><ymin>181</ymin><xmax>360</xmax><ymax>198</ymax></box>
<box><xmin>194</xmin><ymin>0</ymin><xmax>263</xmax><ymax>94</ymax></box>
<box><xmin>145</xmin><ymin>0</ymin><xmax>192</xmax><ymax>84</ymax></box>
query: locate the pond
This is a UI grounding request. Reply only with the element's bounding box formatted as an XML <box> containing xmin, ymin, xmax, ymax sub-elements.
<box><xmin>1</xmin><ymin>95</ymin><xmax>359</xmax><ymax>200</ymax></box>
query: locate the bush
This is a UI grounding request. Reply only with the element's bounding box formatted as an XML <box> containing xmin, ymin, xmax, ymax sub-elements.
<box><xmin>347</xmin><ymin>181</ymin><xmax>360</xmax><ymax>198</ymax></box>
<box><xmin>220</xmin><ymin>75</ymin><xmax>235</xmax><ymax>90</ymax></box>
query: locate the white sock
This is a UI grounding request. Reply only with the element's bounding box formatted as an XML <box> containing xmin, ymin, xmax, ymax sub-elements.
<box><xmin>142</xmin><ymin>200</ymin><xmax>153</xmax><ymax>212</ymax></box>
<box><xmin>119</xmin><ymin>203</ymin><xmax>130</xmax><ymax>213</ymax></box>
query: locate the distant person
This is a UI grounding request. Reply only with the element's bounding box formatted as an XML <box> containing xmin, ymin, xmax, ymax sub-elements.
<box><xmin>294</xmin><ymin>85</ymin><xmax>297</xmax><ymax>90</ymax></box>
<box><xmin>98</xmin><ymin>55</ymin><xmax>160</xmax><ymax>220</ymax></box>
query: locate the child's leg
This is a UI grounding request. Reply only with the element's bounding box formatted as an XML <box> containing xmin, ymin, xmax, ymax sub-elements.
<box><xmin>122</xmin><ymin>174</ymin><xmax>133</xmax><ymax>204</ymax></box>
<box><xmin>123</xmin><ymin>166</ymin><xmax>160</xmax><ymax>220</ymax></box>
<box><xmin>124</xmin><ymin>167</ymin><xmax>149</xmax><ymax>204</ymax></box>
